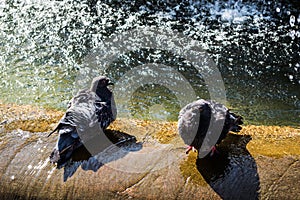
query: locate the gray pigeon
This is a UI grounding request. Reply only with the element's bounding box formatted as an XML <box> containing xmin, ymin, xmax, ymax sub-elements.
<box><xmin>178</xmin><ymin>99</ymin><xmax>243</xmax><ymax>158</ymax></box>
<box><xmin>48</xmin><ymin>76</ymin><xmax>117</xmax><ymax>168</ymax></box>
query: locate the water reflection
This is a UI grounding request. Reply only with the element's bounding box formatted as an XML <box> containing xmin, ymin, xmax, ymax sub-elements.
<box><xmin>197</xmin><ymin>134</ymin><xmax>260</xmax><ymax>200</ymax></box>
<box><xmin>61</xmin><ymin>129</ymin><xmax>142</xmax><ymax>181</ymax></box>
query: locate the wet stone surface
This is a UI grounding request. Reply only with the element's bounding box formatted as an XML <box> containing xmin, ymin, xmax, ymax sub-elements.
<box><xmin>0</xmin><ymin>104</ymin><xmax>299</xmax><ymax>199</ymax></box>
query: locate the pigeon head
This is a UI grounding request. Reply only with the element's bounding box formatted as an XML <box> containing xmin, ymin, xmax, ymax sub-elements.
<box><xmin>90</xmin><ymin>76</ymin><xmax>114</xmax><ymax>102</ymax></box>
<box><xmin>90</xmin><ymin>76</ymin><xmax>113</xmax><ymax>90</ymax></box>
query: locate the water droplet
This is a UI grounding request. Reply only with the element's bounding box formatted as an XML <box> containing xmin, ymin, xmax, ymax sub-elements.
<box><xmin>28</xmin><ymin>165</ymin><xmax>32</xmax><ymax>169</ymax></box>
<box><xmin>276</xmin><ymin>8</ymin><xmax>280</xmax><ymax>13</ymax></box>
<box><xmin>288</xmin><ymin>75</ymin><xmax>293</xmax><ymax>80</ymax></box>
<box><xmin>11</xmin><ymin>175</ymin><xmax>15</xmax><ymax>180</ymax></box>
<box><xmin>289</xmin><ymin>30</ymin><xmax>296</xmax><ymax>39</ymax></box>
<box><xmin>290</xmin><ymin>15</ymin><xmax>295</xmax><ymax>27</ymax></box>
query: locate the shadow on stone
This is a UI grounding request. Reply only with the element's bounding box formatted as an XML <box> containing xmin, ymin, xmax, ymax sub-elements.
<box><xmin>196</xmin><ymin>134</ymin><xmax>260</xmax><ymax>200</ymax></box>
<box><xmin>62</xmin><ymin>129</ymin><xmax>142</xmax><ymax>181</ymax></box>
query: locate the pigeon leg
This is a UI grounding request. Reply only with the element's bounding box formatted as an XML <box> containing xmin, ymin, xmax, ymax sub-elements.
<box><xmin>209</xmin><ymin>146</ymin><xmax>219</xmax><ymax>156</ymax></box>
<box><xmin>186</xmin><ymin>146</ymin><xmax>193</xmax><ymax>154</ymax></box>
<box><xmin>186</xmin><ymin>146</ymin><xmax>196</xmax><ymax>154</ymax></box>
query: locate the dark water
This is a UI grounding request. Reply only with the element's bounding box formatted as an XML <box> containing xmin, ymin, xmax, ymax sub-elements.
<box><xmin>197</xmin><ymin>134</ymin><xmax>260</xmax><ymax>199</ymax></box>
<box><xmin>0</xmin><ymin>0</ymin><xmax>299</xmax><ymax>126</ymax></box>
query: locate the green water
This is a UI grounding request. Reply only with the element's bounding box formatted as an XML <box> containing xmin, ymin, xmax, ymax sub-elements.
<box><xmin>0</xmin><ymin>0</ymin><xmax>299</xmax><ymax>126</ymax></box>
<box><xmin>1</xmin><ymin>53</ymin><xmax>298</xmax><ymax>126</ymax></box>
<box><xmin>0</xmin><ymin>65</ymin><xmax>75</xmax><ymax>109</ymax></box>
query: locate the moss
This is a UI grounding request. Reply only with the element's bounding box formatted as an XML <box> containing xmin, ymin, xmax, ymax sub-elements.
<box><xmin>153</xmin><ymin>122</ymin><xmax>178</xmax><ymax>144</ymax></box>
<box><xmin>1</xmin><ymin>103</ymin><xmax>300</xmax><ymax>158</ymax></box>
<box><xmin>3</xmin><ymin>117</ymin><xmax>61</xmax><ymax>133</ymax></box>
<box><xmin>239</xmin><ymin>125</ymin><xmax>300</xmax><ymax>158</ymax></box>
<box><xmin>108</xmin><ymin>119</ymin><xmax>179</xmax><ymax>143</ymax></box>
<box><xmin>0</xmin><ymin>103</ymin><xmax>63</xmax><ymax>133</ymax></box>
<box><xmin>240</xmin><ymin>125</ymin><xmax>300</xmax><ymax>138</ymax></box>
<box><xmin>179</xmin><ymin>151</ymin><xmax>207</xmax><ymax>186</ymax></box>
<box><xmin>247</xmin><ymin>136</ymin><xmax>300</xmax><ymax>158</ymax></box>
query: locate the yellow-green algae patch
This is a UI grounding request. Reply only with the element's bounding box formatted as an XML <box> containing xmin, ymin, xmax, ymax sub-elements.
<box><xmin>240</xmin><ymin>125</ymin><xmax>300</xmax><ymax>158</ymax></box>
<box><xmin>154</xmin><ymin>121</ymin><xmax>178</xmax><ymax>144</ymax></box>
<box><xmin>108</xmin><ymin>119</ymin><xmax>180</xmax><ymax>144</ymax></box>
<box><xmin>0</xmin><ymin>103</ymin><xmax>62</xmax><ymax>121</ymax></box>
<box><xmin>108</xmin><ymin>119</ymin><xmax>155</xmax><ymax>138</ymax></box>
<box><xmin>179</xmin><ymin>151</ymin><xmax>207</xmax><ymax>186</ymax></box>
<box><xmin>3</xmin><ymin>117</ymin><xmax>63</xmax><ymax>133</ymax></box>
<box><xmin>1</xmin><ymin>103</ymin><xmax>300</xmax><ymax>158</ymax></box>
<box><xmin>151</xmin><ymin>122</ymin><xmax>300</xmax><ymax>158</ymax></box>
<box><xmin>1</xmin><ymin>103</ymin><xmax>63</xmax><ymax>133</ymax></box>
<box><xmin>110</xmin><ymin>118</ymin><xmax>300</xmax><ymax>158</ymax></box>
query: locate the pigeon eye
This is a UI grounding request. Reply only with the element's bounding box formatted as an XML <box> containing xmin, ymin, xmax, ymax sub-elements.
<box><xmin>107</xmin><ymin>84</ymin><xmax>114</xmax><ymax>91</ymax></box>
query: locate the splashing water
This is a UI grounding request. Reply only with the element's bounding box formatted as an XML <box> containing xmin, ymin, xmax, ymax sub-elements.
<box><xmin>0</xmin><ymin>0</ymin><xmax>299</xmax><ymax>125</ymax></box>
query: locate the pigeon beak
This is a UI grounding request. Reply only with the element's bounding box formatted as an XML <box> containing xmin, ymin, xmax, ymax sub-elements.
<box><xmin>107</xmin><ymin>81</ymin><xmax>114</xmax><ymax>90</ymax></box>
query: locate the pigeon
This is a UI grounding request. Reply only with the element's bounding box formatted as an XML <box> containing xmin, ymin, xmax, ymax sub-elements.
<box><xmin>48</xmin><ymin>76</ymin><xmax>117</xmax><ymax>168</ymax></box>
<box><xmin>178</xmin><ymin>99</ymin><xmax>243</xmax><ymax>158</ymax></box>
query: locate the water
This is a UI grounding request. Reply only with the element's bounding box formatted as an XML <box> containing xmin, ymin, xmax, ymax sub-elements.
<box><xmin>196</xmin><ymin>134</ymin><xmax>260</xmax><ymax>199</ymax></box>
<box><xmin>0</xmin><ymin>0</ymin><xmax>299</xmax><ymax>126</ymax></box>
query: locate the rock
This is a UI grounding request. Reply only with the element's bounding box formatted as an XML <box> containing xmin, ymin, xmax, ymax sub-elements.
<box><xmin>0</xmin><ymin>105</ymin><xmax>299</xmax><ymax>199</ymax></box>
